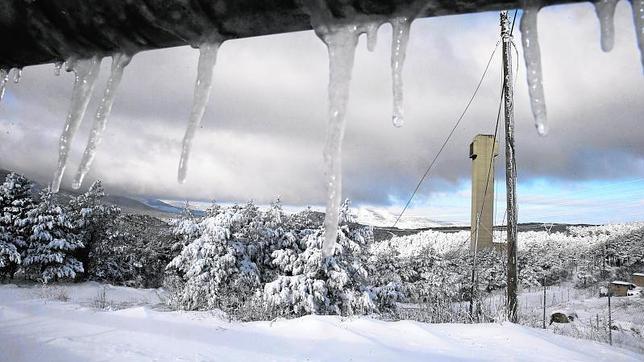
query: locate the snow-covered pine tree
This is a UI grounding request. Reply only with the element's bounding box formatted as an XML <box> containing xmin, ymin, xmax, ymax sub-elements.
<box><xmin>338</xmin><ymin>198</ymin><xmax>356</xmax><ymax>224</ymax></box>
<box><xmin>67</xmin><ymin>180</ymin><xmax>120</xmax><ymax>276</ymax></box>
<box><xmin>0</xmin><ymin>172</ymin><xmax>36</xmax><ymax>278</ymax></box>
<box><xmin>366</xmin><ymin>240</ymin><xmax>406</xmax><ymax>312</ymax></box>
<box><xmin>22</xmin><ymin>188</ymin><xmax>83</xmax><ymax>282</ymax></box>
<box><xmin>169</xmin><ymin>200</ymin><xmax>202</xmax><ymax>253</ymax></box>
<box><xmin>263</xmin><ymin>201</ymin><xmax>376</xmax><ymax>317</ymax></box>
<box><xmin>85</xmin><ymin>213</ymin><xmax>176</xmax><ymax>288</ymax></box>
<box><xmin>166</xmin><ymin>202</ymin><xmax>263</xmax><ymax>311</ymax></box>
<box><xmin>0</xmin><ymin>190</ymin><xmax>20</xmax><ymax>275</ymax></box>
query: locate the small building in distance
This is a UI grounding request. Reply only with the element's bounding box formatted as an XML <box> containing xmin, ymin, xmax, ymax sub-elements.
<box><xmin>610</xmin><ymin>281</ymin><xmax>637</xmax><ymax>297</ymax></box>
<box><xmin>633</xmin><ymin>273</ymin><xmax>644</xmax><ymax>287</ymax></box>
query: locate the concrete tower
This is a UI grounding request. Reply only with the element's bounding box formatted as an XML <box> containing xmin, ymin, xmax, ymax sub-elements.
<box><xmin>470</xmin><ymin>134</ymin><xmax>498</xmax><ymax>251</ymax></box>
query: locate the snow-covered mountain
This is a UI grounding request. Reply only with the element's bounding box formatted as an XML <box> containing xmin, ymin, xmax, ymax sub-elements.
<box><xmin>354</xmin><ymin>207</ymin><xmax>453</xmax><ymax>229</ymax></box>
<box><xmin>157</xmin><ymin>199</ymin><xmax>453</xmax><ymax>229</ymax></box>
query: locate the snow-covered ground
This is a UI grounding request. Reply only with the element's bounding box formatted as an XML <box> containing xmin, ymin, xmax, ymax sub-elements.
<box><xmin>1</xmin><ymin>283</ymin><xmax>642</xmax><ymax>361</ymax></box>
<box><xmin>520</xmin><ymin>285</ymin><xmax>644</xmax><ymax>353</ymax></box>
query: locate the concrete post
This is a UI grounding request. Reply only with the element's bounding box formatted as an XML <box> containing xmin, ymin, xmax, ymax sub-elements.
<box><xmin>470</xmin><ymin>134</ymin><xmax>498</xmax><ymax>251</ymax></box>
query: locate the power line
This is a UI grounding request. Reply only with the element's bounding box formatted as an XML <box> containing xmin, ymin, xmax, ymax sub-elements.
<box><xmin>392</xmin><ymin>39</ymin><xmax>501</xmax><ymax>228</ymax></box>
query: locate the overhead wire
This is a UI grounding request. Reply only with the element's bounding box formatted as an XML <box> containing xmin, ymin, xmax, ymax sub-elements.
<box><xmin>392</xmin><ymin>39</ymin><xmax>502</xmax><ymax>228</ymax></box>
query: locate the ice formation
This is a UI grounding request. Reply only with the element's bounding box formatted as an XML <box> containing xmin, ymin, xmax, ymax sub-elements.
<box><xmin>390</xmin><ymin>16</ymin><xmax>412</xmax><ymax>128</ymax></box>
<box><xmin>51</xmin><ymin>56</ymin><xmax>101</xmax><ymax>193</ymax></box>
<box><xmin>594</xmin><ymin>0</ymin><xmax>619</xmax><ymax>52</ymax></box>
<box><xmin>318</xmin><ymin>26</ymin><xmax>360</xmax><ymax>258</ymax></box>
<box><xmin>177</xmin><ymin>40</ymin><xmax>221</xmax><ymax>184</ymax></box>
<box><xmin>54</xmin><ymin>61</ymin><xmax>63</xmax><ymax>76</ymax></box>
<box><xmin>12</xmin><ymin>68</ymin><xmax>22</xmax><ymax>84</ymax></box>
<box><xmin>365</xmin><ymin>22</ymin><xmax>379</xmax><ymax>52</ymax></box>
<box><xmin>306</xmin><ymin>1</ymin><xmax>427</xmax><ymax>257</ymax></box>
<box><xmin>632</xmin><ymin>0</ymin><xmax>644</xmax><ymax>70</ymax></box>
<box><xmin>72</xmin><ymin>53</ymin><xmax>132</xmax><ymax>189</ymax></box>
<box><xmin>520</xmin><ymin>1</ymin><xmax>548</xmax><ymax>136</ymax></box>
<box><xmin>0</xmin><ymin>69</ymin><xmax>8</xmax><ymax>104</ymax></box>
<box><xmin>304</xmin><ymin>1</ymin><xmax>364</xmax><ymax>258</ymax></box>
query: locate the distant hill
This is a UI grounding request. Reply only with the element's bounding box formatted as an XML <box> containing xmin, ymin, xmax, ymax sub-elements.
<box><xmin>354</xmin><ymin>207</ymin><xmax>453</xmax><ymax>229</ymax></box>
<box><xmin>0</xmin><ymin>168</ymin><xmax>188</xmax><ymax>219</ymax></box>
<box><xmin>0</xmin><ymin>169</ymin><xmax>598</xmax><ymax>231</ymax></box>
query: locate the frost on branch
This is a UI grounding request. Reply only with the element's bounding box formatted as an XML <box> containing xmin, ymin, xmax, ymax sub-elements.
<box><xmin>0</xmin><ymin>173</ymin><xmax>35</xmax><ymax>278</ymax></box>
<box><xmin>22</xmin><ymin>189</ymin><xmax>83</xmax><ymax>283</ymax></box>
<box><xmin>166</xmin><ymin>202</ymin><xmax>263</xmax><ymax>310</ymax></box>
<box><xmin>262</xmin><ymin>214</ymin><xmax>377</xmax><ymax>317</ymax></box>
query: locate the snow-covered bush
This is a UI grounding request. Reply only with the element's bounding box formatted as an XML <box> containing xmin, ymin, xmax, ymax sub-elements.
<box><xmin>89</xmin><ymin>214</ymin><xmax>176</xmax><ymax>288</ymax></box>
<box><xmin>167</xmin><ymin>199</ymin><xmax>380</xmax><ymax>317</ymax></box>
<box><xmin>263</xmin><ymin>223</ymin><xmax>377</xmax><ymax>317</ymax></box>
<box><xmin>166</xmin><ymin>202</ymin><xmax>264</xmax><ymax>311</ymax></box>
<box><xmin>0</xmin><ymin>173</ymin><xmax>35</xmax><ymax>278</ymax></box>
<box><xmin>22</xmin><ymin>189</ymin><xmax>83</xmax><ymax>283</ymax></box>
<box><xmin>67</xmin><ymin>180</ymin><xmax>120</xmax><ymax>279</ymax></box>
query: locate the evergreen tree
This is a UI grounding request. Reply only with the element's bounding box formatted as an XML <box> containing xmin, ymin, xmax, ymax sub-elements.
<box><xmin>338</xmin><ymin>198</ymin><xmax>355</xmax><ymax>224</ymax></box>
<box><xmin>263</xmin><ymin>206</ymin><xmax>376</xmax><ymax>316</ymax></box>
<box><xmin>89</xmin><ymin>213</ymin><xmax>176</xmax><ymax>288</ymax></box>
<box><xmin>0</xmin><ymin>172</ymin><xmax>35</xmax><ymax>278</ymax></box>
<box><xmin>166</xmin><ymin>202</ymin><xmax>263</xmax><ymax>311</ymax></box>
<box><xmin>169</xmin><ymin>201</ymin><xmax>202</xmax><ymax>252</ymax></box>
<box><xmin>22</xmin><ymin>188</ymin><xmax>83</xmax><ymax>282</ymax></box>
<box><xmin>0</xmin><ymin>190</ymin><xmax>20</xmax><ymax>274</ymax></box>
<box><xmin>67</xmin><ymin>180</ymin><xmax>120</xmax><ymax>277</ymax></box>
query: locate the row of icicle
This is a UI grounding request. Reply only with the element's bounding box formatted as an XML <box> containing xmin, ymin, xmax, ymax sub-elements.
<box><xmin>0</xmin><ymin>0</ymin><xmax>642</xmax><ymax>258</ymax></box>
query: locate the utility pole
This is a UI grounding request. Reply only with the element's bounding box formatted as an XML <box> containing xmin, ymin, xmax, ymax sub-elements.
<box><xmin>500</xmin><ymin>10</ymin><xmax>519</xmax><ymax>323</ymax></box>
<box><xmin>542</xmin><ymin>275</ymin><xmax>546</xmax><ymax>329</ymax></box>
<box><xmin>608</xmin><ymin>289</ymin><xmax>613</xmax><ymax>345</ymax></box>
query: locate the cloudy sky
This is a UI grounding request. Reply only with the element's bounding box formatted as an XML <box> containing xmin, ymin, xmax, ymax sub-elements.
<box><xmin>1</xmin><ymin>2</ymin><xmax>643</xmax><ymax>224</ymax></box>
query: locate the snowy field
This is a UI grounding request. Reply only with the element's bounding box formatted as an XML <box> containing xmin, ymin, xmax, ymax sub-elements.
<box><xmin>1</xmin><ymin>283</ymin><xmax>643</xmax><ymax>362</ymax></box>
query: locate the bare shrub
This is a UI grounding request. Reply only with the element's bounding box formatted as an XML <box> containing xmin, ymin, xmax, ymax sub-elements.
<box><xmin>38</xmin><ymin>284</ymin><xmax>70</xmax><ymax>302</ymax></box>
<box><xmin>92</xmin><ymin>286</ymin><xmax>109</xmax><ymax>310</ymax></box>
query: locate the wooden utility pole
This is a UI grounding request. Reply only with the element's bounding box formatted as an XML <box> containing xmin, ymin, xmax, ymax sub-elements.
<box><xmin>608</xmin><ymin>290</ymin><xmax>613</xmax><ymax>345</ymax></box>
<box><xmin>500</xmin><ymin>10</ymin><xmax>519</xmax><ymax>323</ymax></box>
<box><xmin>542</xmin><ymin>275</ymin><xmax>546</xmax><ymax>329</ymax></box>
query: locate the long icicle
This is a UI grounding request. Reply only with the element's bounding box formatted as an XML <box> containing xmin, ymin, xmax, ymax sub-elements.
<box><xmin>318</xmin><ymin>25</ymin><xmax>360</xmax><ymax>258</ymax></box>
<box><xmin>520</xmin><ymin>1</ymin><xmax>548</xmax><ymax>136</ymax></box>
<box><xmin>0</xmin><ymin>69</ymin><xmax>8</xmax><ymax>104</ymax></box>
<box><xmin>631</xmin><ymin>0</ymin><xmax>644</xmax><ymax>71</ymax></box>
<box><xmin>51</xmin><ymin>56</ymin><xmax>101</xmax><ymax>193</ymax></box>
<box><xmin>72</xmin><ymin>53</ymin><xmax>132</xmax><ymax>189</ymax></box>
<box><xmin>594</xmin><ymin>0</ymin><xmax>619</xmax><ymax>52</ymax></box>
<box><xmin>177</xmin><ymin>40</ymin><xmax>221</xmax><ymax>184</ymax></box>
<box><xmin>390</xmin><ymin>16</ymin><xmax>412</xmax><ymax>128</ymax></box>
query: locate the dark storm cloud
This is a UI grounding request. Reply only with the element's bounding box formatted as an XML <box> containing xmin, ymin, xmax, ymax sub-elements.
<box><xmin>0</xmin><ymin>2</ymin><xmax>642</xmax><ymax>206</ymax></box>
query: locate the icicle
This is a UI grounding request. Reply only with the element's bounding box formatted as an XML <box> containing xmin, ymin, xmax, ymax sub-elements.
<box><xmin>51</xmin><ymin>56</ymin><xmax>101</xmax><ymax>193</ymax></box>
<box><xmin>631</xmin><ymin>0</ymin><xmax>644</xmax><ymax>71</ymax></box>
<box><xmin>72</xmin><ymin>53</ymin><xmax>132</xmax><ymax>189</ymax></box>
<box><xmin>594</xmin><ymin>0</ymin><xmax>619</xmax><ymax>52</ymax></box>
<box><xmin>390</xmin><ymin>16</ymin><xmax>412</xmax><ymax>128</ymax></box>
<box><xmin>0</xmin><ymin>69</ymin><xmax>8</xmax><ymax>104</ymax></box>
<box><xmin>520</xmin><ymin>1</ymin><xmax>548</xmax><ymax>136</ymax></box>
<box><xmin>313</xmin><ymin>24</ymin><xmax>360</xmax><ymax>258</ymax></box>
<box><xmin>177</xmin><ymin>40</ymin><xmax>221</xmax><ymax>184</ymax></box>
<box><xmin>54</xmin><ymin>61</ymin><xmax>63</xmax><ymax>76</ymax></box>
<box><xmin>12</xmin><ymin>68</ymin><xmax>22</xmax><ymax>84</ymax></box>
<box><xmin>365</xmin><ymin>22</ymin><xmax>379</xmax><ymax>52</ymax></box>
